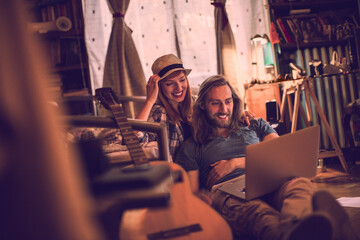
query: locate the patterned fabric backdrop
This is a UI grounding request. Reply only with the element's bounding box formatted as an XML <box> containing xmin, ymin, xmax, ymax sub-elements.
<box><xmin>82</xmin><ymin>0</ymin><xmax>270</xmax><ymax>97</ymax></box>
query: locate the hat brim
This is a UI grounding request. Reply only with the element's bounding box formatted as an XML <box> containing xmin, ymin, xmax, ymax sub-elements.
<box><xmin>159</xmin><ymin>68</ymin><xmax>192</xmax><ymax>81</ymax></box>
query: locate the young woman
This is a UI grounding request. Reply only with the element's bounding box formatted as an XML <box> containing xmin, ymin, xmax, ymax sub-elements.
<box><xmin>136</xmin><ymin>54</ymin><xmax>193</xmax><ymax>160</ymax></box>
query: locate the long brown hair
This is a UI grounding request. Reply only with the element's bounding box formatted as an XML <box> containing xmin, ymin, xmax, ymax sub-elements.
<box><xmin>192</xmin><ymin>75</ymin><xmax>243</xmax><ymax>144</ymax></box>
<box><xmin>157</xmin><ymin>70</ymin><xmax>193</xmax><ymax>124</ymax></box>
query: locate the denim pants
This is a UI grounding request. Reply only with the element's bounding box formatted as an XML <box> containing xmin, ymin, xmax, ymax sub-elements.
<box><xmin>211</xmin><ymin>177</ymin><xmax>314</xmax><ymax>240</ymax></box>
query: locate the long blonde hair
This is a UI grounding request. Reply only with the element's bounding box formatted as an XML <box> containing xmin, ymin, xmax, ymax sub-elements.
<box><xmin>192</xmin><ymin>75</ymin><xmax>243</xmax><ymax>144</ymax></box>
<box><xmin>157</xmin><ymin>70</ymin><xmax>193</xmax><ymax>124</ymax></box>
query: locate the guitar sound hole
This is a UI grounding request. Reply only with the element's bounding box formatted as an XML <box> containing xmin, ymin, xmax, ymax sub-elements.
<box><xmin>172</xmin><ymin>170</ymin><xmax>183</xmax><ymax>183</ymax></box>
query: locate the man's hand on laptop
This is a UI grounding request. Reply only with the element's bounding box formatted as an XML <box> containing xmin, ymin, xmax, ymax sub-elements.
<box><xmin>206</xmin><ymin>158</ymin><xmax>246</xmax><ymax>188</ymax></box>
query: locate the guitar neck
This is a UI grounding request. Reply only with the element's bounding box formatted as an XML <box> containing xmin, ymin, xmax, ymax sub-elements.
<box><xmin>110</xmin><ymin>105</ymin><xmax>149</xmax><ymax>166</ymax></box>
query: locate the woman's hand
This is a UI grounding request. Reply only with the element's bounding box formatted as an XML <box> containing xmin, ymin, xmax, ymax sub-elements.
<box><xmin>136</xmin><ymin>74</ymin><xmax>161</xmax><ymax>120</ymax></box>
<box><xmin>146</xmin><ymin>74</ymin><xmax>161</xmax><ymax>105</ymax></box>
<box><xmin>240</xmin><ymin>110</ymin><xmax>257</xmax><ymax>125</ymax></box>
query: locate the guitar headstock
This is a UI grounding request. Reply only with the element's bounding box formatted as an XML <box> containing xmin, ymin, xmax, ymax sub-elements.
<box><xmin>95</xmin><ymin>87</ymin><xmax>122</xmax><ymax>110</ymax></box>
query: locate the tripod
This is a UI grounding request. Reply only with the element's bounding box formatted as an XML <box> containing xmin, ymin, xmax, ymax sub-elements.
<box><xmin>279</xmin><ymin>78</ymin><xmax>348</xmax><ymax>173</ymax></box>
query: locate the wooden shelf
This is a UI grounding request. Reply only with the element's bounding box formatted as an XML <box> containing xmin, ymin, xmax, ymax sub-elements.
<box><xmin>36</xmin><ymin>30</ymin><xmax>84</xmax><ymax>39</ymax></box>
<box><xmin>53</xmin><ymin>63</ymin><xmax>87</xmax><ymax>72</ymax></box>
<box><xmin>62</xmin><ymin>88</ymin><xmax>91</xmax><ymax>98</ymax></box>
<box><xmin>279</xmin><ymin>39</ymin><xmax>348</xmax><ymax>51</ymax></box>
<box><xmin>269</xmin><ymin>0</ymin><xmax>357</xmax><ymax>11</ymax></box>
<box><xmin>268</xmin><ymin>0</ymin><xmax>359</xmax><ymax>75</ymax></box>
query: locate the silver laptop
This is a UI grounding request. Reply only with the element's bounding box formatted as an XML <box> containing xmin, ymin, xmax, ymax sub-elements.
<box><xmin>218</xmin><ymin>125</ymin><xmax>320</xmax><ymax>201</ymax></box>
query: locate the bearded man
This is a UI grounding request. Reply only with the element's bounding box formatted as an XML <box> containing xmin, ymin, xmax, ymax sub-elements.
<box><xmin>175</xmin><ymin>75</ymin><xmax>357</xmax><ymax>240</ymax></box>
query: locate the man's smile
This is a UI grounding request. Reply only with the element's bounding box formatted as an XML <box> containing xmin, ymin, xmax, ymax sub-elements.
<box><xmin>216</xmin><ymin>113</ymin><xmax>229</xmax><ymax>119</ymax></box>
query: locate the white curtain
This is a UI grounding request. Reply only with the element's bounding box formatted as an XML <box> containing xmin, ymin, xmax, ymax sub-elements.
<box><xmin>82</xmin><ymin>0</ymin><xmax>270</xmax><ymax>95</ymax></box>
<box><xmin>81</xmin><ymin>0</ymin><xmax>112</xmax><ymax>94</ymax></box>
<box><xmin>213</xmin><ymin>0</ymin><xmax>244</xmax><ymax>99</ymax></box>
<box><xmin>227</xmin><ymin>0</ymin><xmax>270</xmax><ymax>84</ymax></box>
<box><xmin>125</xmin><ymin>0</ymin><xmax>217</xmax><ymax>93</ymax></box>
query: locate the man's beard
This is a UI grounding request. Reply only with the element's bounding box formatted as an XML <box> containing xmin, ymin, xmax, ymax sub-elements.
<box><xmin>207</xmin><ymin>111</ymin><xmax>232</xmax><ymax>128</ymax></box>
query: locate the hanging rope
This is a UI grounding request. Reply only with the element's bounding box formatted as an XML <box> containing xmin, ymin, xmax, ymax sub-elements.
<box><xmin>113</xmin><ymin>12</ymin><xmax>124</xmax><ymax>18</ymax></box>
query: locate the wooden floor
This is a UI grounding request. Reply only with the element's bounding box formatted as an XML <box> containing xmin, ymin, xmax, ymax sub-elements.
<box><xmin>312</xmin><ymin>157</ymin><xmax>360</xmax><ymax>238</ymax></box>
<box><xmin>234</xmin><ymin>157</ymin><xmax>360</xmax><ymax>240</ymax></box>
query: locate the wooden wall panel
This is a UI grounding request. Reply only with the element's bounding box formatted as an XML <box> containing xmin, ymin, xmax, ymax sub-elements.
<box><xmin>245</xmin><ymin>83</ymin><xmax>281</xmax><ymax>121</ymax></box>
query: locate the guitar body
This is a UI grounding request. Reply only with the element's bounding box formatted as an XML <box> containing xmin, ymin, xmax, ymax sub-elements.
<box><xmin>95</xmin><ymin>88</ymin><xmax>232</xmax><ymax>239</ymax></box>
<box><xmin>120</xmin><ymin>162</ymin><xmax>233</xmax><ymax>240</ymax></box>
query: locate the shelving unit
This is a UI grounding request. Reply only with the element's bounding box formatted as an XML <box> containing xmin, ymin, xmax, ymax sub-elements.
<box><xmin>25</xmin><ymin>0</ymin><xmax>93</xmax><ymax>115</ymax></box>
<box><xmin>263</xmin><ymin>1</ymin><xmax>360</xmax><ymax>170</ymax></box>
<box><xmin>268</xmin><ymin>0</ymin><xmax>360</xmax><ymax>75</ymax></box>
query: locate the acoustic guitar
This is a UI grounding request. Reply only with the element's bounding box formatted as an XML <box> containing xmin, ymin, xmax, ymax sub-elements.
<box><xmin>95</xmin><ymin>88</ymin><xmax>232</xmax><ymax>240</ymax></box>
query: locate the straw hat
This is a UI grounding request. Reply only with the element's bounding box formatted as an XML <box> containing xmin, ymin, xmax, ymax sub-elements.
<box><xmin>151</xmin><ymin>54</ymin><xmax>192</xmax><ymax>80</ymax></box>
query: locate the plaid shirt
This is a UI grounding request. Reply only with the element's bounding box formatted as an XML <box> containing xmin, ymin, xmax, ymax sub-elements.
<box><xmin>138</xmin><ymin>104</ymin><xmax>186</xmax><ymax>161</ymax></box>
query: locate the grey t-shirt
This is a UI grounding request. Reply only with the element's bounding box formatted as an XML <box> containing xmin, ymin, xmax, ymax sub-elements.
<box><xmin>175</xmin><ymin>118</ymin><xmax>276</xmax><ymax>190</ymax></box>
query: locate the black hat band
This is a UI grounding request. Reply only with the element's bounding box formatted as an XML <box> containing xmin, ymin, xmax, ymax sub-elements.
<box><xmin>158</xmin><ymin>64</ymin><xmax>184</xmax><ymax>77</ymax></box>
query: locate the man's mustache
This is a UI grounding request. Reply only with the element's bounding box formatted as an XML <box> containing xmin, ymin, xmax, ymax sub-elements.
<box><xmin>214</xmin><ymin>112</ymin><xmax>230</xmax><ymax>117</ymax></box>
